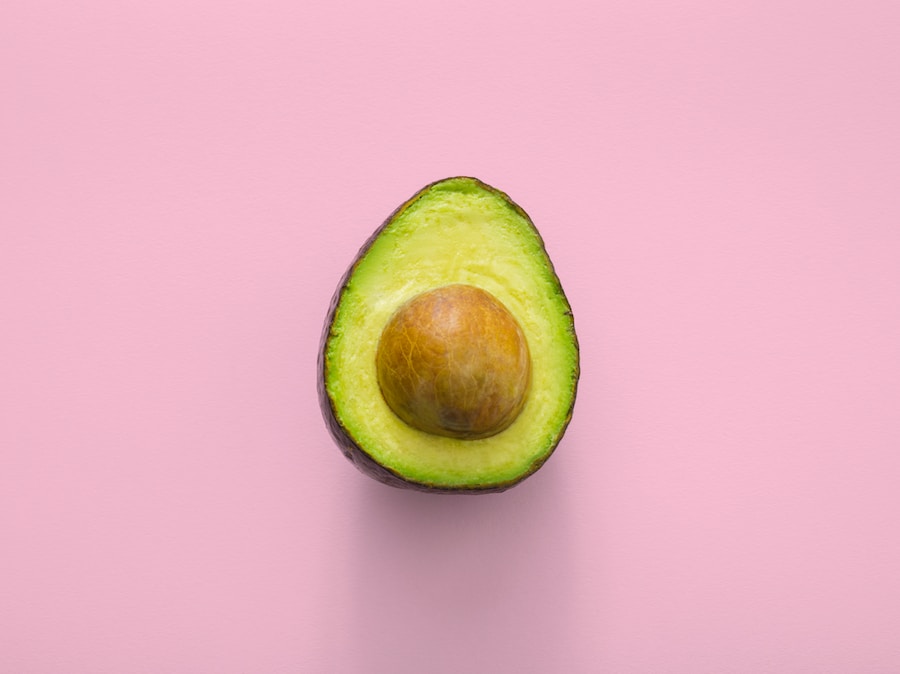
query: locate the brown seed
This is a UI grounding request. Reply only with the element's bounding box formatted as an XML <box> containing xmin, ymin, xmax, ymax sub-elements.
<box><xmin>376</xmin><ymin>284</ymin><xmax>532</xmax><ymax>440</ymax></box>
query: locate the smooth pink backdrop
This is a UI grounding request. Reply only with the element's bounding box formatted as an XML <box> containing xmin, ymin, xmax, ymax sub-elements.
<box><xmin>2</xmin><ymin>1</ymin><xmax>899</xmax><ymax>672</ymax></box>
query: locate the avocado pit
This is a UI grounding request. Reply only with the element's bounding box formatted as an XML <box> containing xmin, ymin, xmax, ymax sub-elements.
<box><xmin>375</xmin><ymin>284</ymin><xmax>531</xmax><ymax>440</ymax></box>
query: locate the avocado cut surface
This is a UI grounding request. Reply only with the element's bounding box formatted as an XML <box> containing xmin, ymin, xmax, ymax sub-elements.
<box><xmin>318</xmin><ymin>177</ymin><xmax>579</xmax><ymax>493</ymax></box>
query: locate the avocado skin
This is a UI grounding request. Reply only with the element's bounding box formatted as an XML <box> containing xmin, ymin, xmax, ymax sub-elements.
<box><xmin>317</xmin><ymin>177</ymin><xmax>579</xmax><ymax>494</ymax></box>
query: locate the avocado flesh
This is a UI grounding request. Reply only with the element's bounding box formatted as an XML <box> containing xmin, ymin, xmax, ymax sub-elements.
<box><xmin>320</xmin><ymin>177</ymin><xmax>579</xmax><ymax>492</ymax></box>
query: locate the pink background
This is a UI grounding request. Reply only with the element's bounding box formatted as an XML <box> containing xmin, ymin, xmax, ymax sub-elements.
<box><xmin>2</xmin><ymin>1</ymin><xmax>899</xmax><ymax>672</ymax></box>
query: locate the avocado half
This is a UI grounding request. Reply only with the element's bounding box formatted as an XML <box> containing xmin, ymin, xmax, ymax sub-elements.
<box><xmin>318</xmin><ymin>177</ymin><xmax>579</xmax><ymax>494</ymax></box>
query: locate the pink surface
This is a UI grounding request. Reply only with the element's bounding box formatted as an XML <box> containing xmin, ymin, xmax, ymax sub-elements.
<box><xmin>2</xmin><ymin>1</ymin><xmax>899</xmax><ymax>672</ymax></box>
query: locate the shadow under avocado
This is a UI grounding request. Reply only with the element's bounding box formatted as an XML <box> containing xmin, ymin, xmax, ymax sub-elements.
<box><xmin>345</xmin><ymin>461</ymin><xmax>575</xmax><ymax>672</ymax></box>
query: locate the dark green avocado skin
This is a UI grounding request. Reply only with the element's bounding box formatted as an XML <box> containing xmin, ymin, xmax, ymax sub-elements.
<box><xmin>317</xmin><ymin>177</ymin><xmax>579</xmax><ymax>494</ymax></box>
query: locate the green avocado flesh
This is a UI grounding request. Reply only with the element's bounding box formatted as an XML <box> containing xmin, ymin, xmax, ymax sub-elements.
<box><xmin>322</xmin><ymin>177</ymin><xmax>578</xmax><ymax>491</ymax></box>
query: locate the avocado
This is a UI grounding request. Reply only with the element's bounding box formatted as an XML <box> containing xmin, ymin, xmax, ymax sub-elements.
<box><xmin>318</xmin><ymin>177</ymin><xmax>579</xmax><ymax>493</ymax></box>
